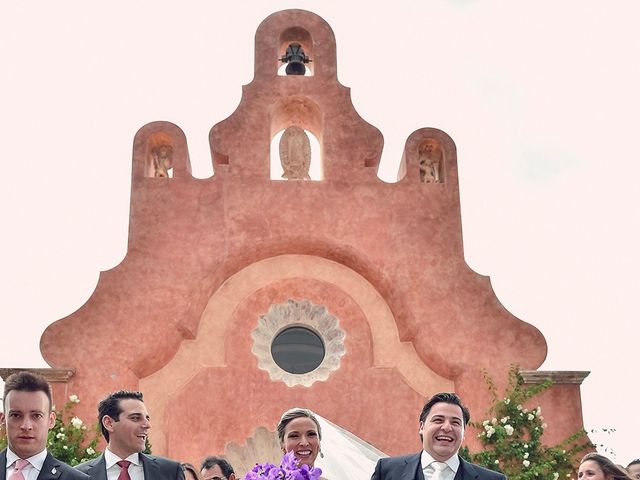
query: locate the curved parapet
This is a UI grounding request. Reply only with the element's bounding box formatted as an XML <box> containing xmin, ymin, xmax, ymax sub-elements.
<box><xmin>35</xmin><ymin>8</ymin><xmax>583</xmax><ymax>462</ymax></box>
<box><xmin>209</xmin><ymin>9</ymin><xmax>383</xmax><ymax>180</ymax></box>
<box><xmin>398</xmin><ymin>127</ymin><xmax>458</xmax><ymax>187</ymax></box>
<box><xmin>254</xmin><ymin>9</ymin><xmax>337</xmax><ymax>81</ymax></box>
<box><xmin>131</xmin><ymin>121</ymin><xmax>192</xmax><ymax>181</ymax></box>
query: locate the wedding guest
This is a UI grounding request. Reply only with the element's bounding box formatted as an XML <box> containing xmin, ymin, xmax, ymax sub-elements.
<box><xmin>627</xmin><ymin>460</ymin><xmax>640</xmax><ymax>480</ymax></box>
<box><xmin>579</xmin><ymin>453</ymin><xmax>634</xmax><ymax>480</ymax></box>
<box><xmin>182</xmin><ymin>462</ymin><xmax>204</xmax><ymax>480</ymax></box>
<box><xmin>277</xmin><ymin>408</ymin><xmax>322</xmax><ymax>469</ymax></box>
<box><xmin>371</xmin><ymin>392</ymin><xmax>505</xmax><ymax>480</ymax></box>
<box><xmin>0</xmin><ymin>371</ymin><xmax>88</xmax><ymax>480</ymax></box>
<box><xmin>200</xmin><ymin>456</ymin><xmax>236</xmax><ymax>480</ymax></box>
<box><xmin>75</xmin><ymin>390</ymin><xmax>184</xmax><ymax>480</ymax></box>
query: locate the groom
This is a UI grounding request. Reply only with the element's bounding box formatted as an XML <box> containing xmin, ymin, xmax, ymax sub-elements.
<box><xmin>371</xmin><ymin>392</ymin><xmax>506</xmax><ymax>480</ymax></box>
<box><xmin>75</xmin><ymin>390</ymin><xmax>183</xmax><ymax>480</ymax></box>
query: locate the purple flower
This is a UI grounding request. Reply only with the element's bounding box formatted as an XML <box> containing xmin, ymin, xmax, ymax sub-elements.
<box><xmin>242</xmin><ymin>452</ymin><xmax>322</xmax><ymax>480</ymax></box>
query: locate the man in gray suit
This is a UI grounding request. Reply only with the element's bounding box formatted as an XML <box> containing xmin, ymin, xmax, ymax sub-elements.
<box><xmin>75</xmin><ymin>391</ymin><xmax>183</xmax><ymax>480</ymax></box>
<box><xmin>371</xmin><ymin>392</ymin><xmax>507</xmax><ymax>480</ymax></box>
<box><xmin>0</xmin><ymin>371</ymin><xmax>88</xmax><ymax>480</ymax></box>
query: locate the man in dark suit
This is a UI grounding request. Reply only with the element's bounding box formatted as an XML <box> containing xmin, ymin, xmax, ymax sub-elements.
<box><xmin>0</xmin><ymin>371</ymin><xmax>88</xmax><ymax>480</ymax></box>
<box><xmin>371</xmin><ymin>392</ymin><xmax>507</xmax><ymax>480</ymax></box>
<box><xmin>75</xmin><ymin>391</ymin><xmax>183</xmax><ymax>480</ymax></box>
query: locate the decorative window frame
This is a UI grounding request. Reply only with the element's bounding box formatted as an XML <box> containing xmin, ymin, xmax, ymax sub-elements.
<box><xmin>251</xmin><ymin>299</ymin><xmax>346</xmax><ymax>387</ymax></box>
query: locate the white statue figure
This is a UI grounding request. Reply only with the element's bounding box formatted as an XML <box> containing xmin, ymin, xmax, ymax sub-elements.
<box><xmin>419</xmin><ymin>138</ymin><xmax>444</xmax><ymax>183</ymax></box>
<box><xmin>279</xmin><ymin>126</ymin><xmax>311</xmax><ymax>180</ymax></box>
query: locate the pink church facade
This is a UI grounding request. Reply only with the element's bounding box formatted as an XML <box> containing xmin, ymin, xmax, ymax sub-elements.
<box><xmin>5</xmin><ymin>9</ymin><xmax>587</xmax><ymax>467</ymax></box>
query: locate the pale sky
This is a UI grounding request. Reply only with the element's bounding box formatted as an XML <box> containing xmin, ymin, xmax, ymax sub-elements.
<box><xmin>1</xmin><ymin>0</ymin><xmax>638</xmax><ymax>465</ymax></box>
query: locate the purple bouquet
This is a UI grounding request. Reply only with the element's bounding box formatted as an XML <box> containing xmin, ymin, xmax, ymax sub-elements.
<box><xmin>243</xmin><ymin>451</ymin><xmax>323</xmax><ymax>480</ymax></box>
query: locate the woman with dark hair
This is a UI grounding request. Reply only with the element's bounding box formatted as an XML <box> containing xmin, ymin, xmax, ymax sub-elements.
<box><xmin>276</xmin><ymin>407</ymin><xmax>323</xmax><ymax>469</ymax></box>
<box><xmin>579</xmin><ymin>453</ymin><xmax>634</xmax><ymax>480</ymax></box>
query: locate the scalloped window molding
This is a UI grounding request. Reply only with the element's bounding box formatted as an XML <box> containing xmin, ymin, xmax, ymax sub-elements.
<box><xmin>251</xmin><ymin>299</ymin><xmax>346</xmax><ymax>387</ymax></box>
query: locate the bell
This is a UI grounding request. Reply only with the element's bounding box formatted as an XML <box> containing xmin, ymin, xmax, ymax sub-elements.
<box><xmin>285</xmin><ymin>60</ymin><xmax>307</xmax><ymax>76</ymax></box>
<box><xmin>280</xmin><ymin>43</ymin><xmax>310</xmax><ymax>76</ymax></box>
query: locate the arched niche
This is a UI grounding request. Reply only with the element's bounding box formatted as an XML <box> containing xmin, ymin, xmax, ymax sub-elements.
<box><xmin>270</xmin><ymin>96</ymin><xmax>323</xmax><ymax>180</ymax></box>
<box><xmin>146</xmin><ymin>132</ymin><xmax>174</xmax><ymax>178</ymax></box>
<box><xmin>277</xmin><ymin>26</ymin><xmax>314</xmax><ymax>76</ymax></box>
<box><xmin>418</xmin><ymin>138</ymin><xmax>445</xmax><ymax>184</ymax></box>
<box><xmin>253</xmin><ymin>10</ymin><xmax>337</xmax><ymax>82</ymax></box>
<box><xmin>396</xmin><ymin>128</ymin><xmax>458</xmax><ymax>187</ymax></box>
<box><xmin>131</xmin><ymin>121</ymin><xmax>192</xmax><ymax>180</ymax></box>
<box><xmin>270</xmin><ymin>127</ymin><xmax>321</xmax><ymax>180</ymax></box>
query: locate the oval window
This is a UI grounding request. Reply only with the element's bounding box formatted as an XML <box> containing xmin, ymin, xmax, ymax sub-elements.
<box><xmin>271</xmin><ymin>326</ymin><xmax>325</xmax><ymax>374</ymax></box>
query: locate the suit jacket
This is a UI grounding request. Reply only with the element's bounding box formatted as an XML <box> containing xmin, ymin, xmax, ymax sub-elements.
<box><xmin>75</xmin><ymin>453</ymin><xmax>184</xmax><ymax>480</ymax></box>
<box><xmin>371</xmin><ymin>453</ymin><xmax>507</xmax><ymax>480</ymax></box>
<box><xmin>0</xmin><ymin>449</ymin><xmax>89</xmax><ymax>480</ymax></box>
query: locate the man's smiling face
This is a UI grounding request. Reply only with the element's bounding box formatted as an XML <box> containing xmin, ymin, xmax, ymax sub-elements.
<box><xmin>419</xmin><ymin>401</ymin><xmax>465</xmax><ymax>461</ymax></box>
<box><xmin>104</xmin><ymin>398</ymin><xmax>151</xmax><ymax>458</ymax></box>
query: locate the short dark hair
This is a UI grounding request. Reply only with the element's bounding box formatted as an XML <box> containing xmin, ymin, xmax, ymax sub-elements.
<box><xmin>276</xmin><ymin>407</ymin><xmax>322</xmax><ymax>444</ymax></box>
<box><xmin>581</xmin><ymin>453</ymin><xmax>634</xmax><ymax>480</ymax></box>
<box><xmin>419</xmin><ymin>392</ymin><xmax>471</xmax><ymax>426</ymax></box>
<box><xmin>3</xmin><ymin>371</ymin><xmax>53</xmax><ymax>412</ymax></box>
<box><xmin>628</xmin><ymin>459</ymin><xmax>640</xmax><ymax>468</ymax></box>
<box><xmin>98</xmin><ymin>390</ymin><xmax>144</xmax><ymax>442</ymax></box>
<box><xmin>200</xmin><ymin>456</ymin><xmax>234</xmax><ymax>476</ymax></box>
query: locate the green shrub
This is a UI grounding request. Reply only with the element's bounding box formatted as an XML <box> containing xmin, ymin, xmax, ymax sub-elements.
<box><xmin>460</xmin><ymin>366</ymin><xmax>590</xmax><ymax>480</ymax></box>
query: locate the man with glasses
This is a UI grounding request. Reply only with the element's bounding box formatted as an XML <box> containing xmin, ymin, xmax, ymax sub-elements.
<box><xmin>200</xmin><ymin>456</ymin><xmax>236</xmax><ymax>480</ymax></box>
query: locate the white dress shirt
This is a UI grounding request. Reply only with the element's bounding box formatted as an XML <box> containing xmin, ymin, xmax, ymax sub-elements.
<box><xmin>104</xmin><ymin>449</ymin><xmax>144</xmax><ymax>480</ymax></box>
<box><xmin>421</xmin><ymin>450</ymin><xmax>460</xmax><ymax>480</ymax></box>
<box><xmin>5</xmin><ymin>448</ymin><xmax>48</xmax><ymax>480</ymax></box>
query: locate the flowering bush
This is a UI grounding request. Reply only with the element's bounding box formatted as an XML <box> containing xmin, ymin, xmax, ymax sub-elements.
<box><xmin>47</xmin><ymin>394</ymin><xmax>101</xmax><ymax>466</ymax></box>
<box><xmin>0</xmin><ymin>394</ymin><xmax>101</xmax><ymax>466</ymax></box>
<box><xmin>460</xmin><ymin>366</ymin><xmax>590</xmax><ymax>480</ymax></box>
<box><xmin>244</xmin><ymin>451</ymin><xmax>322</xmax><ymax>480</ymax></box>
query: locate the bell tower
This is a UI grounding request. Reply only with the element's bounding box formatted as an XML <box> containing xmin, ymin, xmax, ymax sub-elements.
<box><xmin>38</xmin><ymin>9</ymin><xmax>587</xmax><ymax>470</ymax></box>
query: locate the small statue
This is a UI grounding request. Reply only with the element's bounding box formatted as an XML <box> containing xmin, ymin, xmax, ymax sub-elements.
<box><xmin>151</xmin><ymin>144</ymin><xmax>173</xmax><ymax>178</ymax></box>
<box><xmin>279</xmin><ymin>126</ymin><xmax>311</xmax><ymax>180</ymax></box>
<box><xmin>419</xmin><ymin>139</ymin><xmax>443</xmax><ymax>183</ymax></box>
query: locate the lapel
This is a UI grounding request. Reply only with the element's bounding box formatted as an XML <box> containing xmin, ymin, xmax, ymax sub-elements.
<box><xmin>36</xmin><ymin>452</ymin><xmax>64</xmax><ymax>480</ymax></box>
<box><xmin>140</xmin><ymin>453</ymin><xmax>159</xmax><ymax>479</ymax></box>
<box><xmin>0</xmin><ymin>449</ymin><xmax>7</xmax><ymax>480</ymax></box>
<box><xmin>402</xmin><ymin>452</ymin><xmax>424</xmax><ymax>480</ymax></box>
<box><xmin>86</xmin><ymin>454</ymin><xmax>108</xmax><ymax>480</ymax></box>
<box><xmin>1</xmin><ymin>450</ymin><xmax>65</xmax><ymax>480</ymax></box>
<box><xmin>455</xmin><ymin>457</ymin><xmax>479</xmax><ymax>480</ymax></box>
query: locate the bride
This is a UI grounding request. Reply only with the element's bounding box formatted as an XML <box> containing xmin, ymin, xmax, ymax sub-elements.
<box><xmin>277</xmin><ymin>407</ymin><xmax>326</xmax><ymax>477</ymax></box>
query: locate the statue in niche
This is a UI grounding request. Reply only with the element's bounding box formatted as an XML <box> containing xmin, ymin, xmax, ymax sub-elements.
<box><xmin>150</xmin><ymin>144</ymin><xmax>173</xmax><ymax>178</ymax></box>
<box><xmin>419</xmin><ymin>139</ymin><xmax>444</xmax><ymax>183</ymax></box>
<box><xmin>279</xmin><ymin>126</ymin><xmax>311</xmax><ymax>180</ymax></box>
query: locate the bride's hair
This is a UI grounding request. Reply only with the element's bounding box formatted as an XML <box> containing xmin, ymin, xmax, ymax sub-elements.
<box><xmin>277</xmin><ymin>407</ymin><xmax>322</xmax><ymax>443</ymax></box>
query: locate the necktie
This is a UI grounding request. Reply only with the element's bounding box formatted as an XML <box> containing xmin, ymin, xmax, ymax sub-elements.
<box><xmin>117</xmin><ymin>460</ymin><xmax>132</xmax><ymax>480</ymax></box>
<box><xmin>9</xmin><ymin>459</ymin><xmax>29</xmax><ymax>480</ymax></box>
<box><xmin>431</xmin><ymin>461</ymin><xmax>448</xmax><ymax>480</ymax></box>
